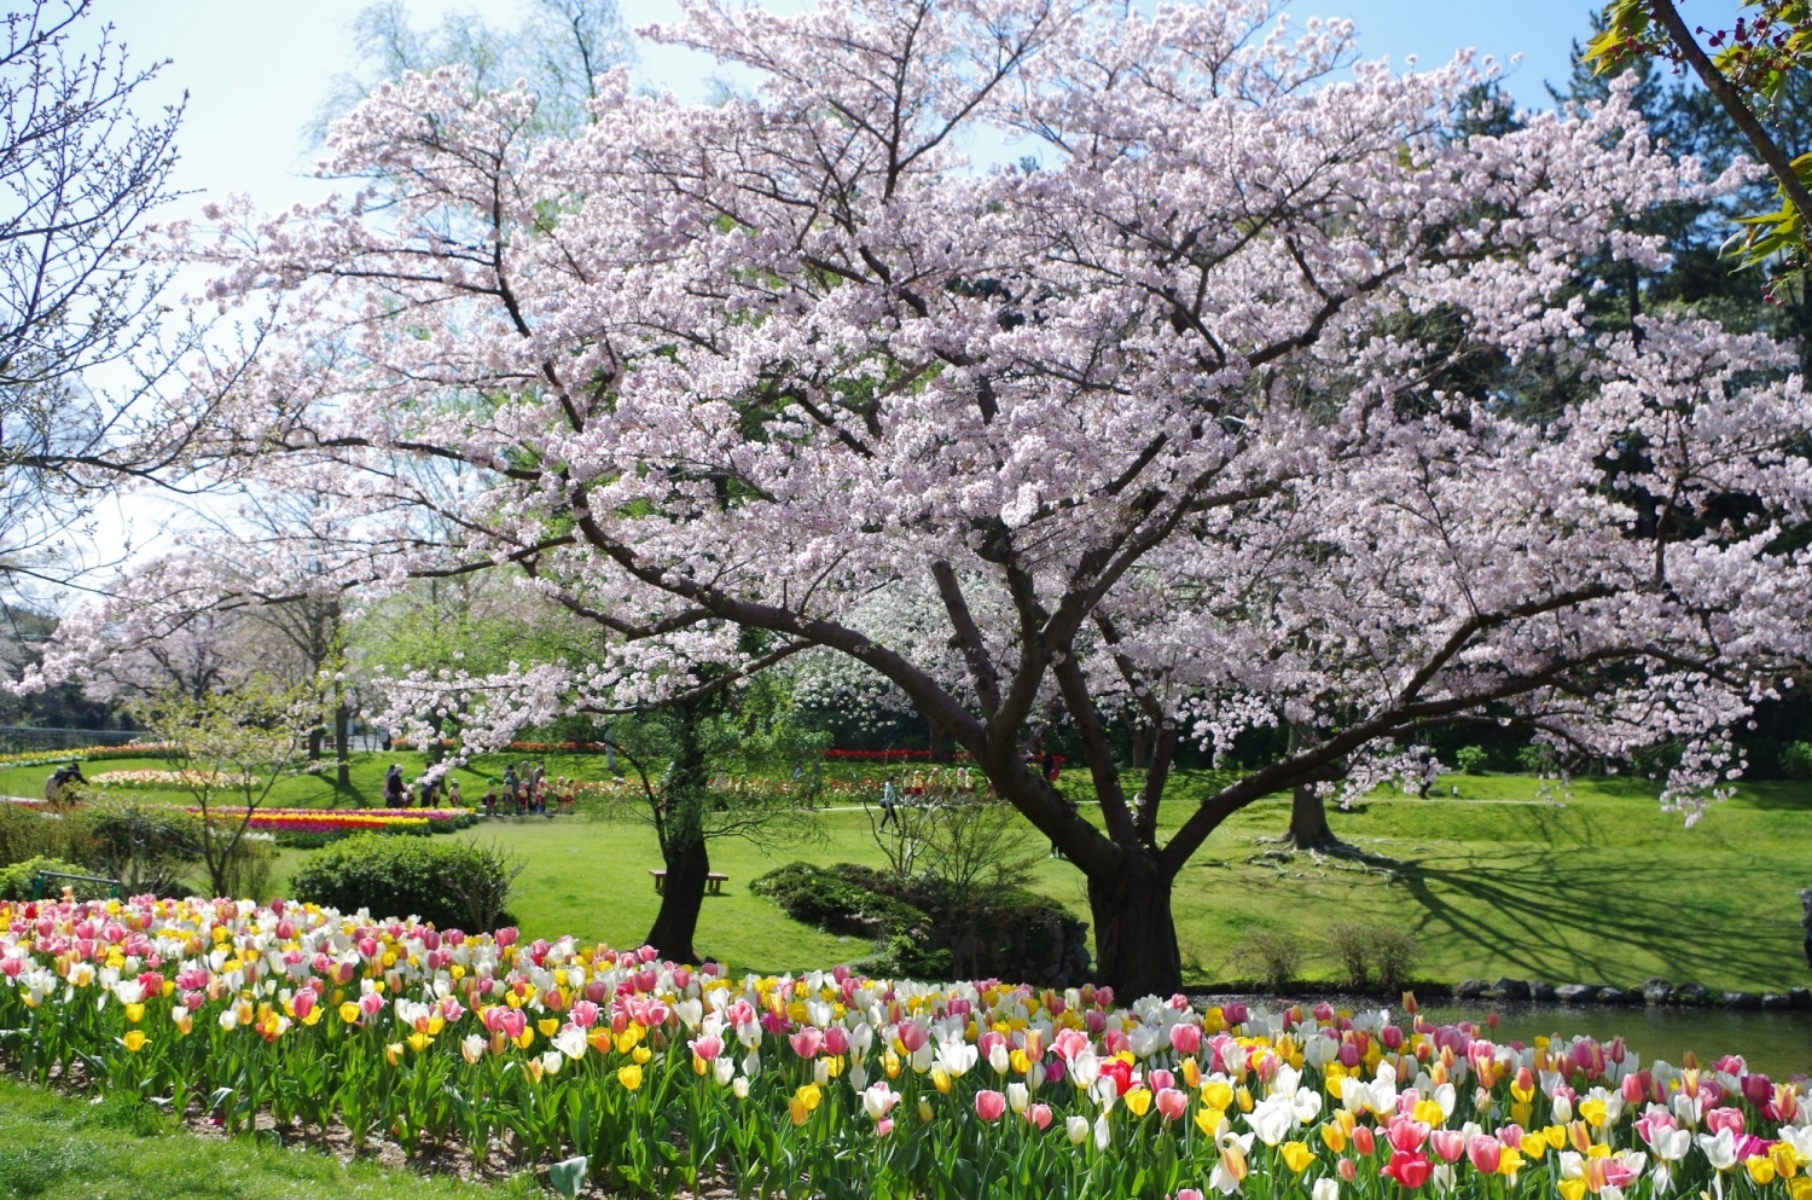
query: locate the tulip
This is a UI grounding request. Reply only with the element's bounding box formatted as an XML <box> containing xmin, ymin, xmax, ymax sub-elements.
<box><xmin>976</xmin><ymin>1090</ymin><xmax>1008</xmax><ymax>1122</ymax></box>
<box><xmin>1466</xmin><ymin>1135</ymin><xmax>1502</xmax><ymax>1175</ymax></box>
<box><xmin>1066</xmin><ymin>1115</ymin><xmax>1090</xmax><ymax>1145</ymax></box>
<box><xmin>1156</xmin><ymin>1087</ymin><xmax>1189</xmax><ymax>1122</ymax></box>
<box><xmin>1313</xmin><ymin>1178</ymin><xmax>1340</xmax><ymax>1200</ymax></box>
<box><xmin>1028</xmin><ymin>1103</ymin><xmax>1053</xmax><ymax>1130</ymax></box>
<box><xmin>1382</xmin><ymin>1151</ymin><xmax>1433</xmax><ymax>1189</ymax></box>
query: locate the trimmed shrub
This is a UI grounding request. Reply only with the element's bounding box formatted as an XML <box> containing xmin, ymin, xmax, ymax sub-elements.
<box><xmin>288</xmin><ymin>834</ymin><xmax>520</xmax><ymax>931</ymax></box>
<box><xmin>1454</xmin><ymin>746</ymin><xmax>1489</xmax><ymax>775</ymax></box>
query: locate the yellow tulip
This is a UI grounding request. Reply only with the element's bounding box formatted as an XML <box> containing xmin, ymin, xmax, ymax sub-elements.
<box><xmin>1543</xmin><ymin>1126</ymin><xmax>1567</xmax><ymax>1150</ymax></box>
<box><xmin>1771</xmin><ymin>1142</ymin><xmax>1801</xmax><ymax>1180</ymax></box>
<box><xmin>1181</xmin><ymin>1058</ymin><xmax>1201</xmax><ymax>1089</ymax></box>
<box><xmin>516</xmin><ymin>1028</ymin><xmax>535</xmax><ymax>1050</ymax></box>
<box><xmin>124</xmin><ymin>1003</ymin><xmax>145</xmax><ymax>1024</ymax></box>
<box><xmin>1236</xmin><ymin>1086</ymin><xmax>1254</xmax><ymax>1113</ymax></box>
<box><xmin>1281</xmin><ymin>1141</ymin><xmax>1315</xmax><ymax>1174</ymax></box>
<box><xmin>407</xmin><ymin>1032</ymin><xmax>434</xmax><ymax>1053</ymax></box>
<box><xmin>1124</xmin><ymin>1089</ymin><xmax>1152</xmax><ymax>1118</ymax></box>
<box><xmin>1789</xmin><ymin>1177</ymin><xmax>1812</xmax><ymax>1200</ymax></box>
<box><xmin>385</xmin><ymin>1042</ymin><xmax>404</xmax><ymax>1066</ymax></box>
<box><xmin>121</xmin><ymin>1030</ymin><xmax>147</xmax><ymax>1053</ymax></box>
<box><xmin>1498</xmin><ymin>1148</ymin><xmax>1525</xmax><ymax>1177</ymax></box>
<box><xmin>1202</xmin><ymin>1081</ymin><xmax>1234</xmax><ymax>1111</ymax></box>
<box><xmin>919</xmin><ymin>1098</ymin><xmax>934</xmax><ymax>1124</ymax></box>
<box><xmin>931</xmin><ymin>1066</ymin><xmax>953</xmax><ymax>1094</ymax></box>
<box><xmin>1320</xmin><ymin>1124</ymin><xmax>1348</xmax><ymax>1154</ymax></box>
<box><xmin>339</xmin><ymin>1002</ymin><xmax>361</xmax><ymax>1025</ymax></box>
<box><xmin>632</xmin><ymin>1045</ymin><xmax>652</xmax><ymax>1065</ymax></box>
<box><xmin>1748</xmin><ymin>1158</ymin><xmax>1779</xmax><ymax>1187</ymax></box>
<box><xmin>1578</xmin><ymin>1099</ymin><xmax>1608</xmax><ymax>1128</ymax></box>
<box><xmin>1557</xmin><ymin>1181</ymin><xmax>1586</xmax><ymax>1200</ymax></box>
<box><xmin>617</xmin><ymin>1064</ymin><xmax>643</xmax><ymax>1091</ymax></box>
<box><xmin>1196</xmin><ymin>1106</ymin><xmax>1227</xmax><ymax>1137</ymax></box>
<box><xmin>1412</xmin><ymin>1099</ymin><xmax>1444</xmax><ymax>1127</ymax></box>
<box><xmin>538</xmin><ymin>1017</ymin><xmax>561</xmax><ymax>1038</ymax></box>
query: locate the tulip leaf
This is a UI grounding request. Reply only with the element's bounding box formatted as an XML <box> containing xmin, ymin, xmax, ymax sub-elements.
<box><xmin>548</xmin><ymin>1155</ymin><xmax>588</xmax><ymax>1199</ymax></box>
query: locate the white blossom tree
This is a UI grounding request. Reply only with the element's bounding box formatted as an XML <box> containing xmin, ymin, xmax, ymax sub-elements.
<box><xmin>47</xmin><ymin>0</ymin><xmax>1812</xmax><ymax>995</ymax></box>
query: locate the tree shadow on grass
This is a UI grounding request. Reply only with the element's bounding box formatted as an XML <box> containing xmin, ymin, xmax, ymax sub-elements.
<box><xmin>1386</xmin><ymin>852</ymin><xmax>1796</xmax><ymax>989</ymax></box>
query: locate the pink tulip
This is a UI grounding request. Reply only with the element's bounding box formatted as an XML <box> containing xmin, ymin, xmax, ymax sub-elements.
<box><xmin>1175</xmin><ymin>1191</ymin><xmax>1206</xmax><ymax>1200</ymax></box>
<box><xmin>494</xmin><ymin>927</ymin><xmax>519</xmax><ymax>948</ymax></box>
<box><xmin>876</xmin><ymin>1118</ymin><xmax>894</xmax><ymax>1137</ymax></box>
<box><xmin>1705</xmin><ymin>1107</ymin><xmax>1745</xmax><ymax>1137</ymax></box>
<box><xmin>1222</xmin><ymin>1002</ymin><xmax>1248</xmax><ymax>1027</ymax></box>
<box><xmin>1149</xmin><ymin>1068</ymin><xmax>1175</xmax><ymax>1092</ymax></box>
<box><xmin>976</xmin><ymin>1090</ymin><xmax>1007</xmax><ymax>1122</ymax></box>
<box><xmin>1466</xmin><ymin>1135</ymin><xmax>1502</xmax><ymax>1175</ymax></box>
<box><xmin>1170</xmin><ymin>1023</ymin><xmax>1202</xmax><ymax>1055</ymax></box>
<box><xmin>823</xmin><ymin>1025</ymin><xmax>849</xmax><ymax>1056</ymax></box>
<box><xmin>689</xmin><ymin>1034</ymin><xmax>724</xmax><ymax>1062</ymax></box>
<box><xmin>1430</xmin><ymin>1129</ymin><xmax>1466</xmax><ymax>1163</ymax></box>
<box><xmin>1156</xmin><ymin>1087</ymin><xmax>1189</xmax><ymax>1122</ymax></box>
<box><xmin>1028</xmin><ymin>1103</ymin><xmax>1053</xmax><ymax>1130</ymax></box>
<box><xmin>790</xmin><ymin>1028</ymin><xmax>824</xmax><ymax>1058</ymax></box>
<box><xmin>1339</xmin><ymin>1159</ymin><xmax>1358</xmax><ymax>1183</ymax></box>
<box><xmin>897</xmin><ymin>1020</ymin><xmax>930</xmax><ymax>1053</ymax></box>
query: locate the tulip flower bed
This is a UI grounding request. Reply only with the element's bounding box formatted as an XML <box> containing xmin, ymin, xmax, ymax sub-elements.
<box><xmin>95</xmin><ymin>768</ymin><xmax>260</xmax><ymax>789</ymax></box>
<box><xmin>182</xmin><ymin>807</ymin><xmax>477</xmax><ymax>836</ymax></box>
<box><xmin>1</xmin><ymin>897</ymin><xmax>1808</xmax><ymax>1200</ymax></box>
<box><xmin>0</xmin><ymin>744</ymin><xmax>172</xmax><ymax>770</ymax></box>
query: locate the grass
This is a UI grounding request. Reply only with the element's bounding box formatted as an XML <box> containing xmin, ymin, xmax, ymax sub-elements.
<box><xmin>7</xmin><ymin>750</ymin><xmax>1812</xmax><ymax>993</ymax></box>
<box><xmin>0</xmin><ymin>1075</ymin><xmax>533</xmax><ymax>1199</ymax></box>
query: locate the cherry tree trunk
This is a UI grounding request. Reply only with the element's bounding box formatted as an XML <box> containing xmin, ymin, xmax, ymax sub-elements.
<box><xmin>645</xmin><ymin>831</ymin><xmax>709</xmax><ymax>965</ymax></box>
<box><xmin>334</xmin><ymin>705</ymin><xmax>351</xmax><ymax>787</ymax></box>
<box><xmin>1285</xmin><ymin>782</ymin><xmax>1337</xmax><ymax>850</ymax></box>
<box><xmin>927</xmin><ymin>717</ymin><xmax>951</xmax><ymax>764</ymax></box>
<box><xmin>1087</xmin><ymin>850</ymin><xmax>1183</xmax><ymax>999</ymax></box>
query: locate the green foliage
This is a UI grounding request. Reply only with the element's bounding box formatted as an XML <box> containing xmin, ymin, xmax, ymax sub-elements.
<box><xmin>1230</xmin><ymin>928</ymin><xmax>1305</xmax><ymax>990</ymax></box>
<box><xmin>218</xmin><ymin>832</ymin><xmax>277</xmax><ymax>901</ymax></box>
<box><xmin>289</xmin><ymin>833</ymin><xmax>520</xmax><ymax>931</ymax></box>
<box><xmin>0</xmin><ymin>857</ymin><xmax>99</xmax><ymax>902</ymax></box>
<box><xmin>1454</xmin><ymin>746</ymin><xmax>1490</xmax><ymax>775</ymax></box>
<box><xmin>1782</xmin><ymin>742</ymin><xmax>1812</xmax><ymax>780</ymax></box>
<box><xmin>1326</xmin><ymin>921</ymin><xmax>1421</xmax><ymax>991</ymax></box>
<box><xmin>750</xmin><ymin>862</ymin><xmax>927</xmax><ymax>938</ymax></box>
<box><xmin>84</xmin><ymin>800</ymin><xmax>203</xmax><ymax>896</ymax></box>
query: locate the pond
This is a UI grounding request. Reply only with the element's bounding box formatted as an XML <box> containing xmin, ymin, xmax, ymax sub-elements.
<box><xmin>1205</xmin><ymin>995</ymin><xmax>1812</xmax><ymax>1078</ymax></box>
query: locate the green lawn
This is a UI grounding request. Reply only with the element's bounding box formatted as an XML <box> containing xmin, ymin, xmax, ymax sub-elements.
<box><xmin>8</xmin><ymin>751</ymin><xmax>1811</xmax><ymax>994</ymax></box>
<box><xmin>0</xmin><ymin>1075</ymin><xmax>534</xmax><ymax>1199</ymax></box>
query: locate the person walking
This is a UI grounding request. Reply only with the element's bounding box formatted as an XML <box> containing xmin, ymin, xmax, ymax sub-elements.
<box><xmin>502</xmin><ymin>764</ymin><xmax>520</xmax><ymax>814</ymax></box>
<box><xmin>384</xmin><ymin>764</ymin><xmax>406</xmax><ymax>807</ymax></box>
<box><xmin>879</xmin><ymin>775</ymin><xmax>900</xmax><ymax>830</ymax></box>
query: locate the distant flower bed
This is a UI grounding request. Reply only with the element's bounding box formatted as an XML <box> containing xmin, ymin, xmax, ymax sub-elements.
<box><xmin>182</xmin><ymin>807</ymin><xmax>477</xmax><ymax>837</ymax></box>
<box><xmin>0</xmin><ymin>744</ymin><xmax>171</xmax><ymax>770</ymax></box>
<box><xmin>94</xmin><ymin>769</ymin><xmax>259</xmax><ymax>790</ymax></box>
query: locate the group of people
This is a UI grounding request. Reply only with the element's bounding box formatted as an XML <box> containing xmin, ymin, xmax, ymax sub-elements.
<box><xmin>381</xmin><ymin>763</ymin><xmax>464</xmax><ymax>809</ymax></box>
<box><xmin>380</xmin><ymin>759</ymin><xmax>578</xmax><ymax>817</ymax></box>
<box><xmin>480</xmin><ymin>762</ymin><xmax>575</xmax><ymax>818</ymax></box>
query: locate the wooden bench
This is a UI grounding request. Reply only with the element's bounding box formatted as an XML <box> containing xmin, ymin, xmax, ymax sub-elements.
<box><xmin>649</xmin><ymin>869</ymin><xmax>729</xmax><ymax>895</ymax></box>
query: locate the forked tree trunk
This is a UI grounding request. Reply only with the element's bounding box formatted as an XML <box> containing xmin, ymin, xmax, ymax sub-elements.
<box><xmin>1285</xmin><ymin>782</ymin><xmax>1337</xmax><ymax>850</ymax></box>
<box><xmin>1087</xmin><ymin>849</ymin><xmax>1183</xmax><ymax>999</ymax></box>
<box><xmin>646</xmin><ymin>830</ymin><xmax>710</xmax><ymax>965</ymax></box>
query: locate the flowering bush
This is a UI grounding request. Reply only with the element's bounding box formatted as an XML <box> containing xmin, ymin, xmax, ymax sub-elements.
<box><xmin>0</xmin><ymin>897</ymin><xmax>1804</xmax><ymax>1200</ymax></box>
<box><xmin>95</xmin><ymin>769</ymin><xmax>260</xmax><ymax>790</ymax></box>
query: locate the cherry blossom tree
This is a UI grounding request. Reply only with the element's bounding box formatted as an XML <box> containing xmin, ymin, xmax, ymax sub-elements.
<box><xmin>82</xmin><ymin>0</ymin><xmax>1812</xmax><ymax>995</ymax></box>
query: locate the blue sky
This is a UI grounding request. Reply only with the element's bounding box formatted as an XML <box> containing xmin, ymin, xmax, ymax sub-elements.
<box><xmin>97</xmin><ymin>0</ymin><xmax>1747</xmax><ymax>226</ymax></box>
